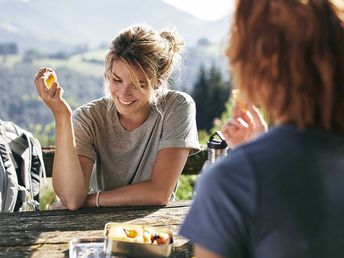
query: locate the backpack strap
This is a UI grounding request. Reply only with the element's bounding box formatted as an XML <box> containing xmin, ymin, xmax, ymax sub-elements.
<box><xmin>29</xmin><ymin>135</ymin><xmax>47</xmax><ymax>187</ymax></box>
<box><xmin>0</xmin><ymin>151</ymin><xmax>6</xmax><ymax>209</ymax></box>
<box><xmin>20</xmin><ymin>133</ymin><xmax>37</xmax><ymax>210</ymax></box>
<box><xmin>22</xmin><ymin>131</ymin><xmax>47</xmax><ymax>210</ymax></box>
<box><xmin>0</xmin><ymin>125</ymin><xmax>18</xmax><ymax>212</ymax></box>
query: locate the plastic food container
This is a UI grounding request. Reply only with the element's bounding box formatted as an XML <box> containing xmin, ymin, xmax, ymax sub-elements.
<box><xmin>69</xmin><ymin>237</ymin><xmax>105</xmax><ymax>258</ymax></box>
<box><xmin>104</xmin><ymin>222</ymin><xmax>173</xmax><ymax>258</ymax></box>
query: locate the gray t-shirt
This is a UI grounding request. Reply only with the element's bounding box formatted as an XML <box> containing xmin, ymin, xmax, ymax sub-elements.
<box><xmin>73</xmin><ymin>90</ymin><xmax>199</xmax><ymax>193</ymax></box>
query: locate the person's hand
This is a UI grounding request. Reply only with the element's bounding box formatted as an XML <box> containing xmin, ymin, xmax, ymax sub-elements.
<box><xmin>34</xmin><ymin>67</ymin><xmax>72</xmax><ymax>118</ymax></box>
<box><xmin>221</xmin><ymin>102</ymin><xmax>267</xmax><ymax>149</ymax></box>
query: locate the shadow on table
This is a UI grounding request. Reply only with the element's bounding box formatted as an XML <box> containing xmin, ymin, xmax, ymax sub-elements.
<box><xmin>40</xmin><ymin>205</ymin><xmax>163</xmax><ymax>231</ymax></box>
<box><xmin>0</xmin><ymin>205</ymin><xmax>162</xmax><ymax>257</ymax></box>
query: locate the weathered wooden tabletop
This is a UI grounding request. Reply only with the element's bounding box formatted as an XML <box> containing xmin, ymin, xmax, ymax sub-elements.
<box><xmin>0</xmin><ymin>200</ymin><xmax>193</xmax><ymax>258</ymax></box>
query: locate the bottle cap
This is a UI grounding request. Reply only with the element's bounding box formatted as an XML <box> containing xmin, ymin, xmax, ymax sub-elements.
<box><xmin>207</xmin><ymin>131</ymin><xmax>228</xmax><ymax>149</ymax></box>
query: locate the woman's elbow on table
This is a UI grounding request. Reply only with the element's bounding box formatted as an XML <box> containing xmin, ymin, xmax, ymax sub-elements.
<box><xmin>148</xmin><ymin>188</ymin><xmax>172</xmax><ymax>206</ymax></box>
<box><xmin>65</xmin><ymin>202</ymin><xmax>83</xmax><ymax>211</ymax></box>
<box><xmin>152</xmin><ymin>196</ymin><xmax>169</xmax><ymax>206</ymax></box>
<box><xmin>138</xmin><ymin>182</ymin><xmax>171</xmax><ymax>206</ymax></box>
<box><xmin>59</xmin><ymin>194</ymin><xmax>86</xmax><ymax>211</ymax></box>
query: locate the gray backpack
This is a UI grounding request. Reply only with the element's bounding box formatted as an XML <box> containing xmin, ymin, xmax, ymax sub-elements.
<box><xmin>0</xmin><ymin>120</ymin><xmax>46</xmax><ymax>212</ymax></box>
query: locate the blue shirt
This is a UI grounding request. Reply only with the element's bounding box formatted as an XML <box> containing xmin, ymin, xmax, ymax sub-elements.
<box><xmin>180</xmin><ymin>125</ymin><xmax>344</xmax><ymax>258</ymax></box>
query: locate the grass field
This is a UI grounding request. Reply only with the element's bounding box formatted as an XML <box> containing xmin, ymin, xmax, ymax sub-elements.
<box><xmin>1</xmin><ymin>50</ymin><xmax>106</xmax><ymax>77</ymax></box>
<box><xmin>33</xmin><ymin>49</ymin><xmax>106</xmax><ymax>77</ymax></box>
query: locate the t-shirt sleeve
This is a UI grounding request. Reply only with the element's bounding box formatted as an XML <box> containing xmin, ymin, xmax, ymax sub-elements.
<box><xmin>158</xmin><ymin>92</ymin><xmax>200</xmax><ymax>151</ymax></box>
<box><xmin>72</xmin><ymin>107</ymin><xmax>97</xmax><ymax>162</ymax></box>
<box><xmin>180</xmin><ymin>149</ymin><xmax>256</xmax><ymax>258</ymax></box>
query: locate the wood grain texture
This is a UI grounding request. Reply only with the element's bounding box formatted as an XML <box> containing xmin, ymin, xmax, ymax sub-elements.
<box><xmin>0</xmin><ymin>201</ymin><xmax>193</xmax><ymax>258</ymax></box>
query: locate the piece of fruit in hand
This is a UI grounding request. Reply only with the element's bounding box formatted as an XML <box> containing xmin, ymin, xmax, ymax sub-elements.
<box><xmin>232</xmin><ymin>89</ymin><xmax>247</xmax><ymax>112</ymax></box>
<box><xmin>45</xmin><ymin>72</ymin><xmax>57</xmax><ymax>89</ymax></box>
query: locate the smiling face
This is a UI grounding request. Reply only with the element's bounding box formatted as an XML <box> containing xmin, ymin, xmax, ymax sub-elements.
<box><xmin>109</xmin><ymin>60</ymin><xmax>150</xmax><ymax>122</ymax></box>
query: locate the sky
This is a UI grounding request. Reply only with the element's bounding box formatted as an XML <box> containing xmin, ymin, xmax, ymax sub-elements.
<box><xmin>163</xmin><ymin>0</ymin><xmax>234</xmax><ymax>21</ymax></box>
<box><xmin>17</xmin><ymin>0</ymin><xmax>233</xmax><ymax>21</ymax></box>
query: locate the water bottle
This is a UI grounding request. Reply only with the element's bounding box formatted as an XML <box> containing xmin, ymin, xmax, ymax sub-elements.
<box><xmin>205</xmin><ymin>131</ymin><xmax>228</xmax><ymax>166</ymax></box>
<box><xmin>193</xmin><ymin>131</ymin><xmax>228</xmax><ymax>196</ymax></box>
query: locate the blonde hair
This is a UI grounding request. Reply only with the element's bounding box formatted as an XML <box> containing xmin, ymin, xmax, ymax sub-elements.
<box><xmin>104</xmin><ymin>24</ymin><xmax>183</xmax><ymax>107</ymax></box>
<box><xmin>228</xmin><ymin>0</ymin><xmax>344</xmax><ymax>132</ymax></box>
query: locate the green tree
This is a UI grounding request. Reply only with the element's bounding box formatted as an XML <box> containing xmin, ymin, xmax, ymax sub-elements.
<box><xmin>192</xmin><ymin>64</ymin><xmax>231</xmax><ymax>132</ymax></box>
<box><xmin>192</xmin><ymin>65</ymin><xmax>209</xmax><ymax>131</ymax></box>
<box><xmin>207</xmin><ymin>65</ymin><xmax>230</xmax><ymax>129</ymax></box>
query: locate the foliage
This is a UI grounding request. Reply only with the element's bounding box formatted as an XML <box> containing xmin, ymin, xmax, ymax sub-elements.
<box><xmin>28</xmin><ymin>122</ymin><xmax>55</xmax><ymax>146</ymax></box>
<box><xmin>192</xmin><ymin>65</ymin><xmax>208</xmax><ymax>129</ymax></box>
<box><xmin>198</xmin><ymin>129</ymin><xmax>210</xmax><ymax>145</ymax></box>
<box><xmin>192</xmin><ymin>64</ymin><xmax>231</xmax><ymax>132</ymax></box>
<box><xmin>176</xmin><ymin>175</ymin><xmax>198</xmax><ymax>200</ymax></box>
<box><xmin>40</xmin><ymin>188</ymin><xmax>58</xmax><ymax>210</ymax></box>
<box><xmin>210</xmin><ymin>99</ymin><xmax>233</xmax><ymax>134</ymax></box>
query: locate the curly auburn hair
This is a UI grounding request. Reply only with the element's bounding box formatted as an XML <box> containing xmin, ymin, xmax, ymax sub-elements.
<box><xmin>228</xmin><ymin>0</ymin><xmax>344</xmax><ymax>132</ymax></box>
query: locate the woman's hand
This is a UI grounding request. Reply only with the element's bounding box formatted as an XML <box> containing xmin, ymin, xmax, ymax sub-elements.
<box><xmin>34</xmin><ymin>67</ymin><xmax>72</xmax><ymax>118</ymax></box>
<box><xmin>221</xmin><ymin>103</ymin><xmax>267</xmax><ymax>149</ymax></box>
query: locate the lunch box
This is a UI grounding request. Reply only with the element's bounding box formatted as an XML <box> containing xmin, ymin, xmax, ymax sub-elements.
<box><xmin>104</xmin><ymin>222</ymin><xmax>173</xmax><ymax>258</ymax></box>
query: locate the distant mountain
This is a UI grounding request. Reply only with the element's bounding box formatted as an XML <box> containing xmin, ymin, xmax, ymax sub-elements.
<box><xmin>0</xmin><ymin>0</ymin><xmax>231</xmax><ymax>53</ymax></box>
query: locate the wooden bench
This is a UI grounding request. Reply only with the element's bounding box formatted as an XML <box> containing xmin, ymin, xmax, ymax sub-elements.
<box><xmin>42</xmin><ymin>146</ymin><xmax>207</xmax><ymax>177</ymax></box>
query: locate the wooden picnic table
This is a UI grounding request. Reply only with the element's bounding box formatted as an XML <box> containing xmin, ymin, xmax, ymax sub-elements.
<box><xmin>0</xmin><ymin>200</ymin><xmax>193</xmax><ymax>258</ymax></box>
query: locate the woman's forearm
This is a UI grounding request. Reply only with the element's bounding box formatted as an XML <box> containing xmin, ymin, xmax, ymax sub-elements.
<box><xmin>83</xmin><ymin>148</ymin><xmax>189</xmax><ymax>208</ymax></box>
<box><xmin>52</xmin><ymin>115</ymin><xmax>87</xmax><ymax>210</ymax></box>
<box><xmin>85</xmin><ymin>179</ymin><xmax>172</xmax><ymax>207</ymax></box>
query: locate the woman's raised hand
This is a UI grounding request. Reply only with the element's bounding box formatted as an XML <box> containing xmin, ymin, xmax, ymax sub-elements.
<box><xmin>34</xmin><ymin>67</ymin><xmax>72</xmax><ymax>118</ymax></box>
<box><xmin>221</xmin><ymin>102</ymin><xmax>268</xmax><ymax>149</ymax></box>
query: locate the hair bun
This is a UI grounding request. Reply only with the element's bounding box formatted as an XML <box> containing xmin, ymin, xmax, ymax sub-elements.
<box><xmin>160</xmin><ymin>29</ymin><xmax>184</xmax><ymax>53</ymax></box>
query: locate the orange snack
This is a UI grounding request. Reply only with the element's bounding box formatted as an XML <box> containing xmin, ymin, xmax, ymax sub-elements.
<box><xmin>232</xmin><ymin>89</ymin><xmax>247</xmax><ymax>112</ymax></box>
<box><xmin>124</xmin><ymin>228</ymin><xmax>138</xmax><ymax>238</ymax></box>
<box><xmin>45</xmin><ymin>72</ymin><xmax>57</xmax><ymax>89</ymax></box>
<box><xmin>108</xmin><ymin>225</ymin><xmax>142</xmax><ymax>243</ymax></box>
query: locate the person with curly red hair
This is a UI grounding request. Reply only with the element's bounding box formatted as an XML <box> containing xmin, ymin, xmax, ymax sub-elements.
<box><xmin>181</xmin><ymin>1</ymin><xmax>344</xmax><ymax>257</ymax></box>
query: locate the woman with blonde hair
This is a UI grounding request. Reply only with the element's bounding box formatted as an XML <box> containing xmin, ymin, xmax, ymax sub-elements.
<box><xmin>181</xmin><ymin>0</ymin><xmax>344</xmax><ymax>257</ymax></box>
<box><xmin>34</xmin><ymin>24</ymin><xmax>199</xmax><ymax>210</ymax></box>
